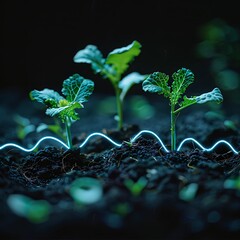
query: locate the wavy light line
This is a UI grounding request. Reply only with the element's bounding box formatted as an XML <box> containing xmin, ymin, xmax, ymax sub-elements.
<box><xmin>0</xmin><ymin>136</ymin><xmax>69</xmax><ymax>152</ymax></box>
<box><xmin>177</xmin><ymin>137</ymin><xmax>239</xmax><ymax>154</ymax></box>
<box><xmin>0</xmin><ymin>130</ymin><xmax>239</xmax><ymax>154</ymax></box>
<box><xmin>79</xmin><ymin>132</ymin><xmax>122</xmax><ymax>148</ymax></box>
<box><xmin>130</xmin><ymin>130</ymin><xmax>170</xmax><ymax>153</ymax></box>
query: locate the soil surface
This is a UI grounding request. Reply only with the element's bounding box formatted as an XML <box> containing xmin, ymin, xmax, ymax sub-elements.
<box><xmin>0</xmin><ymin>92</ymin><xmax>240</xmax><ymax>240</ymax></box>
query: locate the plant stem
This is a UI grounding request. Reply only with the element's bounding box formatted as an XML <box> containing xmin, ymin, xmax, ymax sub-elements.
<box><xmin>65</xmin><ymin>117</ymin><xmax>73</xmax><ymax>149</ymax></box>
<box><xmin>114</xmin><ymin>85</ymin><xmax>123</xmax><ymax>130</ymax></box>
<box><xmin>102</xmin><ymin>68</ymin><xmax>123</xmax><ymax>130</ymax></box>
<box><xmin>171</xmin><ymin>104</ymin><xmax>176</xmax><ymax>151</ymax></box>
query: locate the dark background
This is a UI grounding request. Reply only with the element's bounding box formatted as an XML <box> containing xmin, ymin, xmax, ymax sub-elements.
<box><xmin>2</xmin><ymin>0</ymin><xmax>240</xmax><ymax>97</ymax></box>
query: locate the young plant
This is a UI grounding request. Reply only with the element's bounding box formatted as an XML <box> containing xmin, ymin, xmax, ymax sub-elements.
<box><xmin>73</xmin><ymin>40</ymin><xmax>147</xmax><ymax>130</ymax></box>
<box><xmin>124</xmin><ymin>176</ymin><xmax>148</xmax><ymax>197</ymax></box>
<box><xmin>14</xmin><ymin>114</ymin><xmax>66</xmax><ymax>142</ymax></box>
<box><xmin>142</xmin><ymin>68</ymin><xmax>223</xmax><ymax>151</ymax></box>
<box><xmin>14</xmin><ymin>114</ymin><xmax>36</xmax><ymax>140</ymax></box>
<box><xmin>30</xmin><ymin>74</ymin><xmax>94</xmax><ymax>149</ymax></box>
<box><xmin>7</xmin><ymin>194</ymin><xmax>51</xmax><ymax>223</ymax></box>
<box><xmin>36</xmin><ymin>120</ymin><xmax>66</xmax><ymax>141</ymax></box>
<box><xmin>69</xmin><ymin>177</ymin><xmax>103</xmax><ymax>205</ymax></box>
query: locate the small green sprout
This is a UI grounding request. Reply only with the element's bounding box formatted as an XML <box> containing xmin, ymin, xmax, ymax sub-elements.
<box><xmin>14</xmin><ymin>114</ymin><xmax>36</xmax><ymax>140</ymax></box>
<box><xmin>179</xmin><ymin>183</ymin><xmax>199</xmax><ymax>201</ymax></box>
<box><xmin>69</xmin><ymin>177</ymin><xmax>103</xmax><ymax>205</ymax></box>
<box><xmin>36</xmin><ymin>120</ymin><xmax>66</xmax><ymax>141</ymax></box>
<box><xmin>7</xmin><ymin>194</ymin><xmax>51</xmax><ymax>223</ymax></box>
<box><xmin>142</xmin><ymin>68</ymin><xmax>223</xmax><ymax>151</ymax></box>
<box><xmin>223</xmin><ymin>120</ymin><xmax>237</xmax><ymax>131</ymax></box>
<box><xmin>224</xmin><ymin>176</ymin><xmax>240</xmax><ymax>190</ymax></box>
<box><xmin>112</xmin><ymin>202</ymin><xmax>132</xmax><ymax>217</ymax></box>
<box><xmin>124</xmin><ymin>176</ymin><xmax>148</xmax><ymax>197</ymax></box>
<box><xmin>30</xmin><ymin>74</ymin><xmax>94</xmax><ymax>149</ymax></box>
<box><xmin>73</xmin><ymin>40</ymin><xmax>147</xmax><ymax>130</ymax></box>
<box><xmin>14</xmin><ymin>114</ymin><xmax>66</xmax><ymax>142</ymax></box>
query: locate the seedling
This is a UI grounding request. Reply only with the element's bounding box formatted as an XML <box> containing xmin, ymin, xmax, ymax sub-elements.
<box><xmin>36</xmin><ymin>120</ymin><xmax>66</xmax><ymax>141</ymax></box>
<box><xmin>224</xmin><ymin>176</ymin><xmax>240</xmax><ymax>190</ymax></box>
<box><xmin>124</xmin><ymin>176</ymin><xmax>148</xmax><ymax>197</ymax></box>
<box><xmin>14</xmin><ymin>114</ymin><xmax>36</xmax><ymax>140</ymax></box>
<box><xmin>30</xmin><ymin>74</ymin><xmax>94</xmax><ymax>149</ymax></box>
<box><xmin>142</xmin><ymin>68</ymin><xmax>223</xmax><ymax>151</ymax></box>
<box><xmin>179</xmin><ymin>183</ymin><xmax>199</xmax><ymax>201</ymax></box>
<box><xmin>7</xmin><ymin>194</ymin><xmax>51</xmax><ymax>223</ymax></box>
<box><xmin>69</xmin><ymin>177</ymin><xmax>103</xmax><ymax>205</ymax></box>
<box><xmin>73</xmin><ymin>40</ymin><xmax>147</xmax><ymax>130</ymax></box>
<box><xmin>14</xmin><ymin>114</ymin><xmax>66</xmax><ymax>142</ymax></box>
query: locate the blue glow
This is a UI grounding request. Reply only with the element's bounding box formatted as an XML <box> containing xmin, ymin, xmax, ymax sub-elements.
<box><xmin>130</xmin><ymin>130</ymin><xmax>170</xmax><ymax>153</ymax></box>
<box><xmin>177</xmin><ymin>137</ymin><xmax>239</xmax><ymax>154</ymax></box>
<box><xmin>79</xmin><ymin>132</ymin><xmax>122</xmax><ymax>148</ymax></box>
<box><xmin>0</xmin><ymin>136</ymin><xmax>69</xmax><ymax>152</ymax></box>
<box><xmin>0</xmin><ymin>130</ymin><xmax>239</xmax><ymax>154</ymax></box>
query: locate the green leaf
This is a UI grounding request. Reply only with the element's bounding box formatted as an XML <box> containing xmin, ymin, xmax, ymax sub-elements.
<box><xmin>36</xmin><ymin>122</ymin><xmax>66</xmax><ymax>141</ymax></box>
<box><xmin>73</xmin><ymin>45</ymin><xmax>105</xmax><ymax>74</ymax></box>
<box><xmin>14</xmin><ymin>115</ymin><xmax>36</xmax><ymax>140</ymax></box>
<box><xmin>30</xmin><ymin>89</ymin><xmax>63</xmax><ymax>107</ymax></box>
<box><xmin>142</xmin><ymin>72</ymin><xmax>170</xmax><ymax>97</ymax></box>
<box><xmin>179</xmin><ymin>95</ymin><xmax>197</xmax><ymax>108</ymax></box>
<box><xmin>119</xmin><ymin>72</ymin><xmax>148</xmax><ymax>101</ymax></box>
<box><xmin>7</xmin><ymin>194</ymin><xmax>51</xmax><ymax>223</ymax></box>
<box><xmin>62</xmin><ymin>74</ymin><xmax>94</xmax><ymax>103</ymax></box>
<box><xmin>224</xmin><ymin>176</ymin><xmax>240</xmax><ymax>190</ymax></box>
<box><xmin>46</xmin><ymin>102</ymin><xmax>82</xmax><ymax>122</ymax></box>
<box><xmin>179</xmin><ymin>183</ymin><xmax>198</xmax><ymax>201</ymax></box>
<box><xmin>171</xmin><ymin>68</ymin><xmax>194</xmax><ymax>105</ymax></box>
<box><xmin>176</xmin><ymin>88</ymin><xmax>223</xmax><ymax>114</ymax></box>
<box><xmin>124</xmin><ymin>176</ymin><xmax>148</xmax><ymax>197</ymax></box>
<box><xmin>106</xmin><ymin>40</ymin><xmax>142</xmax><ymax>81</ymax></box>
<box><xmin>30</xmin><ymin>74</ymin><xmax>94</xmax><ymax>123</ymax></box>
<box><xmin>196</xmin><ymin>87</ymin><xmax>223</xmax><ymax>104</ymax></box>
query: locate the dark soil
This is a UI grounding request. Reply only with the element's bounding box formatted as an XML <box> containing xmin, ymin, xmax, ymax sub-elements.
<box><xmin>0</xmin><ymin>92</ymin><xmax>240</xmax><ymax>240</ymax></box>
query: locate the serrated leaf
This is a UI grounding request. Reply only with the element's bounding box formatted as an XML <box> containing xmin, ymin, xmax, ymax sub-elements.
<box><xmin>142</xmin><ymin>72</ymin><xmax>170</xmax><ymax>97</ymax></box>
<box><xmin>119</xmin><ymin>72</ymin><xmax>148</xmax><ymax>101</ymax></box>
<box><xmin>196</xmin><ymin>88</ymin><xmax>223</xmax><ymax>104</ymax></box>
<box><xmin>106</xmin><ymin>40</ymin><xmax>142</xmax><ymax>81</ymax></box>
<box><xmin>30</xmin><ymin>89</ymin><xmax>63</xmax><ymax>107</ymax></box>
<box><xmin>30</xmin><ymin>74</ymin><xmax>94</xmax><ymax>124</ymax></box>
<box><xmin>73</xmin><ymin>45</ymin><xmax>105</xmax><ymax>74</ymax></box>
<box><xmin>62</xmin><ymin>74</ymin><xmax>94</xmax><ymax>103</ymax></box>
<box><xmin>177</xmin><ymin>88</ymin><xmax>223</xmax><ymax>113</ymax></box>
<box><xmin>171</xmin><ymin>68</ymin><xmax>194</xmax><ymax>105</ymax></box>
<box><xmin>46</xmin><ymin>102</ymin><xmax>82</xmax><ymax>122</ymax></box>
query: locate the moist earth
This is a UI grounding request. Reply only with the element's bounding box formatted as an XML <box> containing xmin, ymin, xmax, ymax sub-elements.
<box><xmin>0</xmin><ymin>93</ymin><xmax>240</xmax><ymax>240</ymax></box>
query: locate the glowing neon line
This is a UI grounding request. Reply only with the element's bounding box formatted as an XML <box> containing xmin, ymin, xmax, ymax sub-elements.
<box><xmin>0</xmin><ymin>136</ymin><xmax>69</xmax><ymax>152</ymax></box>
<box><xmin>0</xmin><ymin>130</ymin><xmax>238</xmax><ymax>154</ymax></box>
<box><xmin>130</xmin><ymin>130</ymin><xmax>170</xmax><ymax>153</ymax></box>
<box><xmin>177</xmin><ymin>137</ymin><xmax>239</xmax><ymax>154</ymax></box>
<box><xmin>79</xmin><ymin>132</ymin><xmax>122</xmax><ymax>148</ymax></box>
